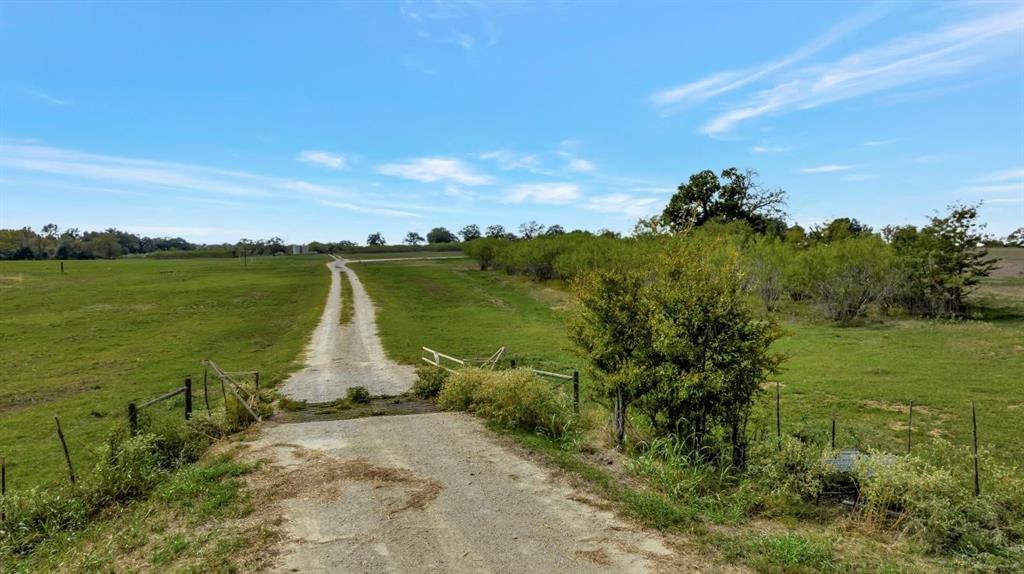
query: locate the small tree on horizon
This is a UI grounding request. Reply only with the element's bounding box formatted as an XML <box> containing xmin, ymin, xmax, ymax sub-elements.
<box><xmin>403</xmin><ymin>231</ymin><xmax>425</xmax><ymax>246</ymax></box>
<box><xmin>366</xmin><ymin>232</ymin><xmax>386</xmax><ymax>246</ymax></box>
<box><xmin>518</xmin><ymin>221</ymin><xmax>545</xmax><ymax>240</ymax></box>
<box><xmin>459</xmin><ymin>224</ymin><xmax>482</xmax><ymax>241</ymax></box>
<box><xmin>427</xmin><ymin>227</ymin><xmax>458</xmax><ymax>244</ymax></box>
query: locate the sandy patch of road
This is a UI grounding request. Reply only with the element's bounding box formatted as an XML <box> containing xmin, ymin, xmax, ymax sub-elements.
<box><xmin>245</xmin><ymin>414</ymin><xmax>693</xmax><ymax>573</ymax></box>
<box><xmin>280</xmin><ymin>258</ymin><xmax>414</xmax><ymax>401</ymax></box>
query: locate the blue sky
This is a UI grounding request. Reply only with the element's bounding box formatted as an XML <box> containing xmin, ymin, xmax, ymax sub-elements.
<box><xmin>1</xmin><ymin>1</ymin><xmax>1022</xmax><ymax>244</ymax></box>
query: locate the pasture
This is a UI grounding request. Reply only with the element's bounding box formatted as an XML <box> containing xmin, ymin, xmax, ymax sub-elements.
<box><xmin>0</xmin><ymin>256</ymin><xmax>329</xmax><ymax>489</ymax></box>
<box><xmin>356</xmin><ymin>255</ymin><xmax>1024</xmax><ymax>464</ymax></box>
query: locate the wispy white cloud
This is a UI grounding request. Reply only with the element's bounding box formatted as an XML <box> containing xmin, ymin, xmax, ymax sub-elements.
<box><xmin>649</xmin><ymin>6</ymin><xmax>886</xmax><ymax>114</ymax></box>
<box><xmin>503</xmin><ymin>182</ymin><xmax>581</xmax><ymax>204</ymax></box>
<box><xmin>656</xmin><ymin>6</ymin><xmax>1024</xmax><ymax>135</ymax></box>
<box><xmin>477</xmin><ymin>149</ymin><xmax>546</xmax><ymax>173</ymax></box>
<box><xmin>751</xmin><ymin>145</ymin><xmax>792</xmax><ymax>154</ymax></box>
<box><xmin>400</xmin><ymin>1</ymin><xmax>504</xmax><ymax>52</ymax></box>
<box><xmin>797</xmin><ymin>164</ymin><xmax>855</xmax><ymax>173</ymax></box>
<box><xmin>318</xmin><ymin>200</ymin><xmax>423</xmax><ymax>218</ymax></box>
<box><xmin>566</xmin><ymin>158</ymin><xmax>596</xmax><ymax>173</ymax></box>
<box><xmin>584</xmin><ymin>194</ymin><xmax>663</xmax><ymax>218</ymax></box>
<box><xmin>0</xmin><ymin>143</ymin><xmax>269</xmax><ymax>197</ymax></box>
<box><xmin>556</xmin><ymin>139</ymin><xmax>597</xmax><ymax>174</ymax></box>
<box><xmin>26</xmin><ymin>89</ymin><xmax>68</xmax><ymax>106</ymax></box>
<box><xmin>975</xmin><ymin>168</ymin><xmax>1024</xmax><ymax>182</ymax></box>
<box><xmin>297</xmin><ymin>150</ymin><xmax>349</xmax><ymax>170</ymax></box>
<box><xmin>442</xmin><ymin>184</ymin><xmax>475</xmax><ymax>199</ymax></box>
<box><xmin>959</xmin><ymin>168</ymin><xmax>1024</xmax><ymax>195</ymax></box>
<box><xmin>0</xmin><ymin>142</ymin><xmax>424</xmax><ymax>217</ymax></box>
<box><xmin>376</xmin><ymin>157</ymin><xmax>493</xmax><ymax>185</ymax></box>
<box><xmin>449</xmin><ymin>31</ymin><xmax>475</xmax><ymax>51</ymax></box>
<box><xmin>862</xmin><ymin>139</ymin><xmax>899</xmax><ymax>147</ymax></box>
<box><xmin>964</xmin><ymin>183</ymin><xmax>1024</xmax><ymax>194</ymax></box>
<box><xmin>985</xmin><ymin>196</ymin><xmax>1024</xmax><ymax>204</ymax></box>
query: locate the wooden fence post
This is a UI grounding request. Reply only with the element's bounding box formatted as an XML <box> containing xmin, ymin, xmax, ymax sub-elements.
<box><xmin>203</xmin><ymin>368</ymin><xmax>211</xmax><ymax>418</ymax></box>
<box><xmin>254</xmin><ymin>371</ymin><xmax>261</xmax><ymax>412</ymax></box>
<box><xmin>510</xmin><ymin>359</ymin><xmax>517</xmax><ymax>369</ymax></box>
<box><xmin>972</xmin><ymin>401</ymin><xmax>980</xmax><ymax>497</ymax></box>
<box><xmin>907</xmin><ymin>400</ymin><xmax>913</xmax><ymax>454</ymax></box>
<box><xmin>775</xmin><ymin>382</ymin><xmax>781</xmax><ymax>451</ymax></box>
<box><xmin>54</xmin><ymin>416</ymin><xmax>75</xmax><ymax>484</ymax></box>
<box><xmin>60</xmin><ymin>261</ymin><xmax>64</xmax><ymax>273</ymax></box>
<box><xmin>2</xmin><ymin>456</ymin><xmax>6</xmax><ymax>522</ymax></box>
<box><xmin>128</xmin><ymin>402</ymin><xmax>138</xmax><ymax>435</ymax></box>
<box><xmin>831</xmin><ymin>414</ymin><xmax>836</xmax><ymax>449</ymax></box>
<box><xmin>184</xmin><ymin>378</ymin><xmax>193</xmax><ymax>420</ymax></box>
<box><xmin>572</xmin><ymin>369</ymin><xmax>580</xmax><ymax>415</ymax></box>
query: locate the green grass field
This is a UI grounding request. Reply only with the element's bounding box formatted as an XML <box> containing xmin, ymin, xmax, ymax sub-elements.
<box><xmin>0</xmin><ymin>256</ymin><xmax>329</xmax><ymax>490</ymax></box>
<box><xmin>356</xmin><ymin>256</ymin><xmax>1024</xmax><ymax>464</ymax></box>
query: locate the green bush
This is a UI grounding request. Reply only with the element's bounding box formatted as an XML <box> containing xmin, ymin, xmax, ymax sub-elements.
<box><xmin>437</xmin><ymin>368</ymin><xmax>579</xmax><ymax>439</ymax></box>
<box><xmin>346</xmin><ymin>386</ymin><xmax>371</xmax><ymax>404</ymax></box>
<box><xmin>413</xmin><ymin>364</ymin><xmax>448</xmax><ymax>399</ymax></box>
<box><xmin>462</xmin><ymin>237</ymin><xmax>505</xmax><ymax>270</ymax></box>
<box><xmin>805</xmin><ymin>236</ymin><xmax>894</xmax><ymax>322</ymax></box>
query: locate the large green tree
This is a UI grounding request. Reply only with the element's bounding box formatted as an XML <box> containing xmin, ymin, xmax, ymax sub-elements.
<box><xmin>661</xmin><ymin>168</ymin><xmax>786</xmax><ymax>235</ymax></box>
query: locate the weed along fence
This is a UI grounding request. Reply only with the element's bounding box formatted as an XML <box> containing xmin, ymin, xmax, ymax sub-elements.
<box><xmin>772</xmin><ymin>382</ymin><xmax>989</xmax><ymax>499</ymax></box>
<box><xmin>422</xmin><ymin>345</ymin><xmax>580</xmax><ymax>414</ymax></box>
<box><xmin>0</xmin><ymin>359</ymin><xmax>262</xmax><ymax>496</ymax></box>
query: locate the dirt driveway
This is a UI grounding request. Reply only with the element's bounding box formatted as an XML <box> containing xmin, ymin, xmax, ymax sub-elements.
<box><xmin>255</xmin><ymin>257</ymin><xmax>687</xmax><ymax>573</ymax></box>
<box><xmin>280</xmin><ymin>257</ymin><xmax>414</xmax><ymax>401</ymax></box>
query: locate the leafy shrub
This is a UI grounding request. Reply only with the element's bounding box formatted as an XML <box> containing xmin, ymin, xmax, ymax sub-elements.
<box><xmin>462</xmin><ymin>237</ymin><xmax>505</xmax><ymax>270</ymax></box>
<box><xmin>570</xmin><ymin>236</ymin><xmax>781</xmax><ymax>456</ymax></box>
<box><xmin>744</xmin><ymin>236</ymin><xmax>790</xmax><ymax>311</ymax></box>
<box><xmin>413</xmin><ymin>364</ymin><xmax>448</xmax><ymax>399</ymax></box>
<box><xmin>853</xmin><ymin>447</ymin><xmax>1024</xmax><ymax>557</ymax></box>
<box><xmin>437</xmin><ymin>368</ymin><xmax>579</xmax><ymax>439</ymax></box>
<box><xmin>346</xmin><ymin>386</ymin><xmax>371</xmax><ymax>404</ymax></box>
<box><xmin>805</xmin><ymin>236</ymin><xmax>894</xmax><ymax>322</ymax></box>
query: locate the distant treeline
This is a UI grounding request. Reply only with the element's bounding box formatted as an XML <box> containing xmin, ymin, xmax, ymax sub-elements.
<box><xmin>459</xmin><ymin>168</ymin><xmax>1024</xmax><ymax>321</ymax></box>
<box><xmin>0</xmin><ymin>226</ymin><xmax>300</xmax><ymax>260</ymax></box>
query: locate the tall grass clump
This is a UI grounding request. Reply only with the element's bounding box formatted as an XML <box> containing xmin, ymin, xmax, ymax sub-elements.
<box><xmin>853</xmin><ymin>445</ymin><xmax>1024</xmax><ymax>561</ymax></box>
<box><xmin>0</xmin><ymin>417</ymin><xmax>224</xmax><ymax>556</ymax></box>
<box><xmin>437</xmin><ymin>367</ymin><xmax>580</xmax><ymax>439</ymax></box>
<box><xmin>413</xmin><ymin>364</ymin><xmax>449</xmax><ymax>399</ymax></box>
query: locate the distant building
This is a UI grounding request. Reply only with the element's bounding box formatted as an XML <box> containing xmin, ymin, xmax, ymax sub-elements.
<box><xmin>291</xmin><ymin>244</ymin><xmax>309</xmax><ymax>255</ymax></box>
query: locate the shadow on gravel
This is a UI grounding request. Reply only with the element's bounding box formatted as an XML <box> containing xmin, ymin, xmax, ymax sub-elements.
<box><xmin>273</xmin><ymin>393</ymin><xmax>438</xmax><ymax>423</ymax></box>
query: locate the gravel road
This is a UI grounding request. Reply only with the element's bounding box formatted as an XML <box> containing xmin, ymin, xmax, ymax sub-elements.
<box><xmin>280</xmin><ymin>258</ymin><xmax>414</xmax><ymax>401</ymax></box>
<box><xmin>248</xmin><ymin>414</ymin><xmax>681</xmax><ymax>573</ymax></box>
<box><xmin>260</xmin><ymin>255</ymin><xmax>687</xmax><ymax>572</ymax></box>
